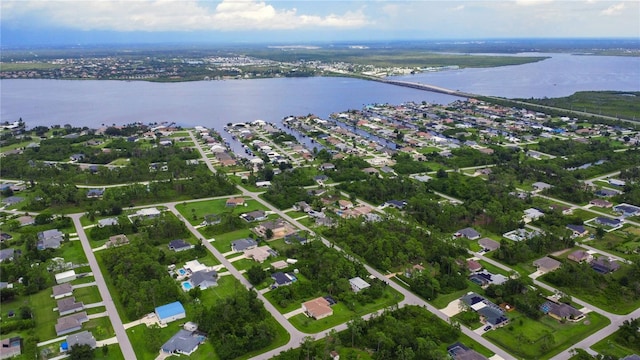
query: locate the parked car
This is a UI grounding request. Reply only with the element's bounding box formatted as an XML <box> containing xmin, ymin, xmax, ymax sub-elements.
<box><xmin>483</xmin><ymin>325</ymin><xmax>492</xmax><ymax>331</ymax></box>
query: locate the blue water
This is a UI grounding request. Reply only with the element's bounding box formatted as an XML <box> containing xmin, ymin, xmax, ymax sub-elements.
<box><xmin>178</xmin><ymin>269</ymin><xmax>187</xmax><ymax>276</ymax></box>
<box><xmin>182</xmin><ymin>281</ymin><xmax>192</xmax><ymax>290</ymax></box>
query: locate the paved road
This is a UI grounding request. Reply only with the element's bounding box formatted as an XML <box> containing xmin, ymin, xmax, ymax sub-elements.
<box><xmin>70</xmin><ymin>214</ymin><xmax>135</xmax><ymax>359</ymax></box>
<box><xmin>188</xmin><ymin>130</ymin><xmax>217</xmax><ymax>174</ymax></box>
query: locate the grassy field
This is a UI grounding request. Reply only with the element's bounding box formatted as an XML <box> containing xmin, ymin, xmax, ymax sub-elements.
<box><xmin>288</xmin><ymin>287</ymin><xmax>404</xmax><ymax>333</ymax></box>
<box><xmin>592</xmin><ymin>330</ymin><xmax>640</xmax><ymax>359</ymax></box>
<box><xmin>485</xmin><ymin>311</ymin><xmax>609</xmax><ymax>359</ymax></box>
<box><xmin>175</xmin><ymin>198</ymin><xmax>267</xmax><ymax>226</ymax></box>
<box><xmin>519</xmin><ymin>91</ymin><xmax>640</xmax><ymax>121</ymax></box>
<box><xmin>0</xmin><ymin>62</ymin><xmax>64</xmax><ymax>71</ymax></box>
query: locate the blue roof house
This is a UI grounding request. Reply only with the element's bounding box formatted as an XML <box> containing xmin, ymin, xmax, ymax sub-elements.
<box><xmin>155</xmin><ymin>301</ymin><xmax>186</xmax><ymax>325</ymax></box>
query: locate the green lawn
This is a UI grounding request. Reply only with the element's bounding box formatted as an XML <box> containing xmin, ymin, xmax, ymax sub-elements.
<box><xmin>484</xmin><ymin>312</ymin><xmax>610</xmax><ymax>359</ymax></box>
<box><xmin>176</xmin><ymin>198</ymin><xmax>268</xmax><ymax>226</ymax></box>
<box><xmin>428</xmin><ymin>281</ymin><xmax>485</xmax><ymax>309</ymax></box>
<box><xmin>58</xmin><ymin>240</ymin><xmax>89</xmax><ymax>264</ymax></box>
<box><xmin>74</xmin><ymin>285</ymin><xmax>103</xmax><ymax>305</ymax></box>
<box><xmin>288</xmin><ymin>287</ymin><xmax>404</xmax><ymax>333</ymax></box>
<box><xmin>592</xmin><ymin>330</ymin><xmax>640</xmax><ymax>359</ymax></box>
<box><xmin>209</xmin><ymin>229</ymin><xmax>254</xmax><ymax>253</ymax></box>
<box><xmin>477</xmin><ymin>260</ymin><xmax>511</xmax><ymax>277</ymax></box>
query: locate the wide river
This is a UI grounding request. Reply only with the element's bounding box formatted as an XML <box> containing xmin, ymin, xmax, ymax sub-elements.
<box><xmin>2</xmin><ymin>53</ymin><xmax>638</xmax><ymax>135</ymax></box>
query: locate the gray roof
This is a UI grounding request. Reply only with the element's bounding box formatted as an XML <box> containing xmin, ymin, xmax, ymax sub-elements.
<box><xmin>37</xmin><ymin>229</ymin><xmax>64</xmax><ymax>249</ymax></box>
<box><xmin>55</xmin><ymin>312</ymin><xmax>88</xmax><ymax>336</ymax></box>
<box><xmin>478</xmin><ymin>238</ymin><xmax>500</xmax><ymax>251</ymax></box>
<box><xmin>190</xmin><ymin>270</ymin><xmax>218</xmax><ymax>289</ymax></box>
<box><xmin>456</xmin><ymin>227</ymin><xmax>481</xmax><ymax>239</ymax></box>
<box><xmin>231</xmin><ymin>238</ymin><xmax>258</xmax><ymax>251</ymax></box>
<box><xmin>52</xmin><ymin>283</ymin><xmax>74</xmax><ymax>298</ymax></box>
<box><xmin>533</xmin><ymin>257</ymin><xmax>562</xmax><ymax>271</ymax></box>
<box><xmin>66</xmin><ymin>331</ymin><xmax>96</xmax><ymax>349</ymax></box>
<box><xmin>161</xmin><ymin>329</ymin><xmax>202</xmax><ymax>355</ymax></box>
<box><xmin>0</xmin><ymin>248</ymin><xmax>15</xmax><ymax>261</ymax></box>
<box><xmin>58</xmin><ymin>297</ymin><xmax>84</xmax><ymax>314</ymax></box>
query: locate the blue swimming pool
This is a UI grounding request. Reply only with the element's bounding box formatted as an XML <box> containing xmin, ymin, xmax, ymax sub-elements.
<box><xmin>182</xmin><ymin>281</ymin><xmax>192</xmax><ymax>291</ymax></box>
<box><xmin>177</xmin><ymin>269</ymin><xmax>187</xmax><ymax>276</ymax></box>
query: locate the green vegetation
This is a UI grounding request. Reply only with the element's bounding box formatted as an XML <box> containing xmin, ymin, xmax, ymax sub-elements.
<box><xmin>519</xmin><ymin>91</ymin><xmax>640</xmax><ymax>122</ymax></box>
<box><xmin>592</xmin><ymin>318</ymin><xmax>640</xmax><ymax>359</ymax></box>
<box><xmin>485</xmin><ymin>312</ymin><xmax>609</xmax><ymax>359</ymax></box>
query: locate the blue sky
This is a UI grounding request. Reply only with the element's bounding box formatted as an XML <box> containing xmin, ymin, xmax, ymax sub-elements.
<box><xmin>1</xmin><ymin>0</ymin><xmax>638</xmax><ymax>45</ymax></box>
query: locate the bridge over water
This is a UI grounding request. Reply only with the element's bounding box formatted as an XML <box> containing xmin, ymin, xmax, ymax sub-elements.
<box><xmin>360</xmin><ymin>75</ymin><xmax>475</xmax><ymax>98</ymax></box>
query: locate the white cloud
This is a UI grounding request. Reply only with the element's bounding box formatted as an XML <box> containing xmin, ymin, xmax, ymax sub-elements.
<box><xmin>0</xmin><ymin>0</ymin><xmax>370</xmax><ymax>31</ymax></box>
<box><xmin>451</xmin><ymin>5</ymin><xmax>465</xmax><ymax>11</ymax></box>
<box><xmin>601</xmin><ymin>2</ymin><xmax>625</xmax><ymax>15</ymax></box>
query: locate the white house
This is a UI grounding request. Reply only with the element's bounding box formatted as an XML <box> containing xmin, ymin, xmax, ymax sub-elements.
<box><xmin>349</xmin><ymin>277</ymin><xmax>370</xmax><ymax>293</ymax></box>
<box><xmin>55</xmin><ymin>270</ymin><xmax>77</xmax><ymax>284</ymax></box>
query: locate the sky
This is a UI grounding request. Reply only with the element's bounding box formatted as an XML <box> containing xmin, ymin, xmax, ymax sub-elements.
<box><xmin>1</xmin><ymin>0</ymin><xmax>639</xmax><ymax>46</ymax></box>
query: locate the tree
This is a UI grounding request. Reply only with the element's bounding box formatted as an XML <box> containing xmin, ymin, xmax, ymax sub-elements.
<box><xmin>69</xmin><ymin>344</ymin><xmax>95</xmax><ymax>360</ymax></box>
<box><xmin>265</xmin><ymin>228</ymin><xmax>274</xmax><ymax>240</ymax></box>
<box><xmin>247</xmin><ymin>265</ymin><xmax>267</xmax><ymax>285</ymax></box>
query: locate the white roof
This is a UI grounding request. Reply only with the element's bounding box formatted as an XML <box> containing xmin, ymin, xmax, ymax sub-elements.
<box><xmin>184</xmin><ymin>260</ymin><xmax>206</xmax><ymax>273</ymax></box>
<box><xmin>471</xmin><ymin>302</ymin><xmax>487</xmax><ymax>311</ymax></box>
<box><xmin>349</xmin><ymin>276</ymin><xmax>370</xmax><ymax>289</ymax></box>
<box><xmin>137</xmin><ymin>208</ymin><xmax>161</xmax><ymax>216</ymax></box>
<box><xmin>55</xmin><ymin>270</ymin><xmax>76</xmax><ymax>280</ymax></box>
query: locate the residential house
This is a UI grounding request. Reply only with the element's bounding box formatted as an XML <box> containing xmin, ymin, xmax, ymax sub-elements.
<box><xmin>55</xmin><ymin>312</ymin><xmax>89</xmax><ymax>336</ymax></box>
<box><xmin>155</xmin><ymin>301</ymin><xmax>186</xmax><ymax>325</ymax></box>
<box><xmin>240</xmin><ymin>210</ymin><xmax>267</xmax><ymax>222</ymax></box>
<box><xmin>1</xmin><ymin>197</ymin><xmax>23</xmax><ymax>206</ymax></box>
<box><xmin>52</xmin><ymin>283</ymin><xmax>74</xmax><ymax>299</ymax></box>
<box><xmin>467</xmin><ymin>260</ymin><xmax>482</xmax><ymax>272</ymax></box>
<box><xmin>271</xmin><ymin>272</ymin><xmax>296</xmax><ymax>287</ymax></box>
<box><xmin>523</xmin><ymin>208</ymin><xmax>545</xmax><ymax>223</ymax></box>
<box><xmin>133</xmin><ymin>207</ymin><xmax>161</xmax><ymax>219</ymax></box>
<box><xmin>469</xmin><ymin>270</ymin><xmax>508</xmax><ymax>287</ymax></box>
<box><xmin>454</xmin><ymin>227</ymin><xmax>481</xmax><ymax>240</ymax></box>
<box><xmin>57</xmin><ymin>297</ymin><xmax>84</xmax><ymax>316</ymax></box>
<box><xmin>589</xmin><ymin>199</ymin><xmax>613</xmax><ymax>208</ymax></box>
<box><xmin>201</xmin><ymin>214</ymin><xmax>221</xmax><ymax>226</ymax></box>
<box><xmin>86</xmin><ymin>189</ymin><xmax>104</xmax><ymax>199</ymax></box>
<box><xmin>189</xmin><ymin>270</ymin><xmax>218</xmax><ymax>290</ymax></box>
<box><xmin>533</xmin><ymin>257</ymin><xmax>562</xmax><ymax>273</ymax></box>
<box><xmin>69</xmin><ymin>154</ymin><xmax>85</xmax><ymax>162</ymax></box>
<box><xmin>231</xmin><ymin>238</ymin><xmax>258</xmax><ymax>252</ymax></box>
<box><xmin>349</xmin><ymin>277</ymin><xmax>370</xmax><ymax>293</ymax></box>
<box><xmin>98</xmin><ymin>217</ymin><xmax>118</xmax><ymax>227</ymax></box>
<box><xmin>319</xmin><ymin>163</ymin><xmax>336</xmax><ymax>171</ymax></box>
<box><xmin>532</xmin><ymin>182</ymin><xmax>553</xmax><ymax>191</ymax></box>
<box><xmin>168</xmin><ymin>239</ymin><xmax>194</xmax><ymax>252</ymax></box>
<box><xmin>338</xmin><ymin>200</ymin><xmax>354</xmax><ymax>210</ymax></box>
<box><xmin>225</xmin><ymin>197</ymin><xmax>245</xmax><ymax>207</ymax></box>
<box><xmin>608</xmin><ymin>179</ymin><xmax>626</xmax><ymax>187</ymax></box>
<box><xmin>55</xmin><ymin>270</ymin><xmax>77</xmax><ymax>284</ymax></box>
<box><xmin>253</xmin><ymin>219</ymin><xmax>292</xmax><ymax>239</ymax></box>
<box><xmin>314</xmin><ymin>175</ymin><xmax>329</xmax><ymax>184</ymax></box>
<box><xmin>106</xmin><ymin>234</ymin><xmax>129</xmax><ymax>248</ymax></box>
<box><xmin>384</xmin><ymin>199</ymin><xmax>407</xmax><ymax>210</ymax></box>
<box><xmin>244</xmin><ymin>246</ymin><xmax>275</xmax><ymax>263</ymax></box>
<box><xmin>460</xmin><ymin>292</ymin><xmax>509</xmax><ymax>328</ymax></box>
<box><xmin>65</xmin><ymin>331</ymin><xmax>96</xmax><ymax>350</ymax></box>
<box><xmin>540</xmin><ymin>301</ymin><xmax>585</xmax><ymax>322</ymax></box>
<box><xmin>503</xmin><ymin>228</ymin><xmax>541</xmax><ymax>242</ymax></box>
<box><xmin>302</xmin><ymin>297</ymin><xmax>333</xmax><ymax>320</ymax></box>
<box><xmin>161</xmin><ymin>329</ymin><xmax>205</xmax><ymax>356</ymax></box>
<box><xmin>478</xmin><ymin>238</ymin><xmax>500</xmax><ymax>252</ymax></box>
<box><xmin>613</xmin><ymin>203</ymin><xmax>640</xmax><ymax>217</ymax></box>
<box><xmin>37</xmin><ymin>229</ymin><xmax>64</xmax><ymax>250</ymax></box>
<box><xmin>0</xmin><ymin>337</ymin><xmax>22</xmax><ymax>359</ymax></box>
<box><xmin>567</xmin><ymin>250</ymin><xmax>592</xmax><ymax>263</ymax></box>
<box><xmin>284</xmin><ymin>232</ymin><xmax>308</xmax><ymax>245</ymax></box>
<box><xmin>16</xmin><ymin>216</ymin><xmax>35</xmax><ymax>227</ymax></box>
<box><xmin>591</xmin><ymin>257</ymin><xmax>621</xmax><ymax>274</ymax></box>
<box><xmin>293</xmin><ymin>202</ymin><xmax>312</xmax><ymax>213</ymax></box>
<box><xmin>549</xmin><ymin>204</ymin><xmax>573</xmax><ymax>215</ymax></box>
<box><xmin>566</xmin><ymin>225</ymin><xmax>588</xmax><ymax>238</ymax></box>
<box><xmin>447</xmin><ymin>342</ymin><xmax>488</xmax><ymax>360</ymax></box>
<box><xmin>0</xmin><ymin>233</ymin><xmax>13</xmax><ymax>242</ymax></box>
<box><xmin>0</xmin><ymin>248</ymin><xmax>15</xmax><ymax>262</ymax></box>
<box><xmin>595</xmin><ymin>188</ymin><xmax>619</xmax><ymax>197</ymax></box>
<box><xmin>594</xmin><ymin>217</ymin><xmax>622</xmax><ymax>228</ymax></box>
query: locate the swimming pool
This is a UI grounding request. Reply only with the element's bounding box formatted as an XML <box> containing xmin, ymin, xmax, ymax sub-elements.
<box><xmin>177</xmin><ymin>269</ymin><xmax>187</xmax><ymax>276</ymax></box>
<box><xmin>182</xmin><ymin>281</ymin><xmax>192</xmax><ymax>291</ymax></box>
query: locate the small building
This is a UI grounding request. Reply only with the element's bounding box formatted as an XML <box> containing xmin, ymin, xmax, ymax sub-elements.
<box><xmin>86</xmin><ymin>189</ymin><xmax>104</xmax><ymax>199</ymax></box>
<box><xmin>225</xmin><ymin>197</ymin><xmax>245</xmax><ymax>207</ymax></box>
<box><xmin>384</xmin><ymin>199</ymin><xmax>407</xmax><ymax>210</ymax></box>
<box><xmin>589</xmin><ymin>199</ymin><xmax>613</xmax><ymax>208</ymax></box>
<box><xmin>189</xmin><ymin>270</ymin><xmax>218</xmax><ymax>290</ymax></box>
<box><xmin>478</xmin><ymin>238</ymin><xmax>500</xmax><ymax>252</ymax></box>
<box><xmin>0</xmin><ymin>248</ymin><xmax>15</xmax><ymax>263</ymax></box>
<box><xmin>65</xmin><ymin>331</ymin><xmax>96</xmax><ymax>350</ymax></box>
<box><xmin>594</xmin><ymin>217</ymin><xmax>622</xmax><ymax>228</ymax></box>
<box><xmin>567</xmin><ymin>250</ymin><xmax>592</xmax><ymax>263</ymax></box>
<box><xmin>37</xmin><ymin>229</ymin><xmax>64</xmax><ymax>250</ymax></box>
<box><xmin>469</xmin><ymin>270</ymin><xmax>508</xmax><ymax>287</ymax></box>
<box><xmin>106</xmin><ymin>234</ymin><xmax>129</xmax><ymax>248</ymax></box>
<box><xmin>460</xmin><ymin>292</ymin><xmax>508</xmax><ymax>328</ymax></box>
<box><xmin>271</xmin><ymin>272</ymin><xmax>296</xmax><ymax>287</ymax></box>
<box><xmin>134</xmin><ymin>207</ymin><xmax>161</xmax><ymax>218</ymax></box>
<box><xmin>0</xmin><ymin>337</ymin><xmax>22</xmax><ymax>359</ymax></box>
<box><xmin>523</xmin><ymin>208</ymin><xmax>545</xmax><ymax>223</ymax></box>
<box><xmin>591</xmin><ymin>257</ymin><xmax>621</xmax><ymax>274</ymax></box>
<box><xmin>454</xmin><ymin>227</ymin><xmax>481</xmax><ymax>240</ymax></box>
<box><xmin>244</xmin><ymin>245</ymin><xmax>275</xmax><ymax>263</ymax></box>
<box><xmin>57</xmin><ymin>297</ymin><xmax>84</xmax><ymax>316</ymax></box>
<box><xmin>161</xmin><ymin>329</ymin><xmax>205</xmax><ymax>356</ymax></box>
<box><xmin>98</xmin><ymin>217</ymin><xmax>119</xmax><ymax>227</ymax></box>
<box><xmin>52</xmin><ymin>283</ymin><xmax>74</xmax><ymax>299</ymax></box>
<box><xmin>55</xmin><ymin>312</ymin><xmax>89</xmax><ymax>336</ymax></box>
<box><xmin>467</xmin><ymin>260</ymin><xmax>482</xmax><ymax>272</ymax></box>
<box><xmin>168</xmin><ymin>239</ymin><xmax>194</xmax><ymax>252</ymax></box>
<box><xmin>608</xmin><ymin>179</ymin><xmax>626</xmax><ymax>187</ymax></box>
<box><xmin>541</xmin><ymin>301</ymin><xmax>584</xmax><ymax>322</ymax></box>
<box><xmin>595</xmin><ymin>188</ymin><xmax>619</xmax><ymax>197</ymax></box>
<box><xmin>302</xmin><ymin>297</ymin><xmax>333</xmax><ymax>320</ymax></box>
<box><xmin>447</xmin><ymin>342</ymin><xmax>488</xmax><ymax>360</ymax></box>
<box><xmin>231</xmin><ymin>238</ymin><xmax>258</xmax><ymax>252</ymax></box>
<box><xmin>613</xmin><ymin>203</ymin><xmax>640</xmax><ymax>217</ymax></box>
<box><xmin>55</xmin><ymin>270</ymin><xmax>77</xmax><ymax>284</ymax></box>
<box><xmin>532</xmin><ymin>182</ymin><xmax>553</xmax><ymax>191</ymax></box>
<box><xmin>566</xmin><ymin>224</ymin><xmax>588</xmax><ymax>238</ymax></box>
<box><xmin>155</xmin><ymin>302</ymin><xmax>186</xmax><ymax>325</ymax></box>
<box><xmin>240</xmin><ymin>210</ymin><xmax>267</xmax><ymax>222</ymax></box>
<box><xmin>533</xmin><ymin>257</ymin><xmax>562</xmax><ymax>273</ymax></box>
<box><xmin>349</xmin><ymin>277</ymin><xmax>370</xmax><ymax>293</ymax></box>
